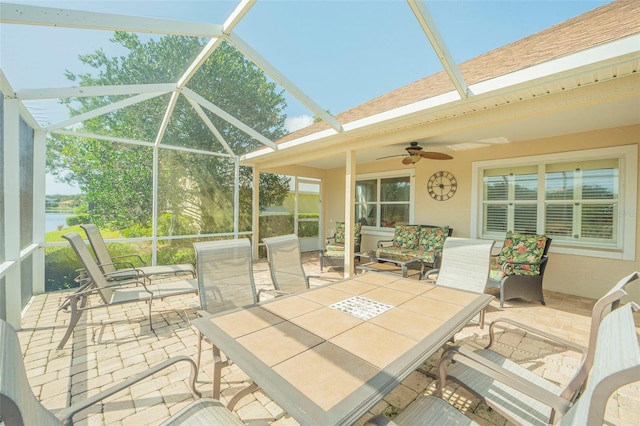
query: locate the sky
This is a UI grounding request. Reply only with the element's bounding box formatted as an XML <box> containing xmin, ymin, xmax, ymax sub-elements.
<box><xmin>0</xmin><ymin>0</ymin><xmax>610</xmax><ymax>194</ymax></box>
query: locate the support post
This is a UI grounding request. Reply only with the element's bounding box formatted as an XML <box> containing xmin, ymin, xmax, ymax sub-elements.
<box><xmin>252</xmin><ymin>166</ymin><xmax>260</xmax><ymax>260</ymax></box>
<box><xmin>344</xmin><ymin>150</ymin><xmax>356</xmax><ymax>278</ymax></box>
<box><xmin>32</xmin><ymin>130</ymin><xmax>46</xmax><ymax>294</ymax></box>
<box><xmin>3</xmin><ymin>97</ymin><xmax>22</xmax><ymax>328</ymax></box>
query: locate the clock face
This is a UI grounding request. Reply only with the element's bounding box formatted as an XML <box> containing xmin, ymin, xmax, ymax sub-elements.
<box><xmin>427</xmin><ymin>171</ymin><xmax>457</xmax><ymax>201</ymax></box>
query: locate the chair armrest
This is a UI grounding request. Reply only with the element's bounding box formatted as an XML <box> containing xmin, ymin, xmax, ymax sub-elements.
<box><xmin>377</xmin><ymin>239</ymin><xmax>393</xmax><ymax>248</ymax></box>
<box><xmin>56</xmin><ymin>356</ymin><xmax>200</xmax><ymax>425</ymax></box>
<box><xmin>439</xmin><ymin>346</ymin><xmax>571</xmax><ymax>417</ymax></box>
<box><xmin>110</xmin><ymin>253</ymin><xmax>147</xmax><ymax>266</ymax></box>
<box><xmin>501</xmin><ymin>258</ymin><xmax>548</xmax><ymax>275</ymax></box>
<box><xmin>307</xmin><ymin>274</ymin><xmax>340</xmax><ymax>285</ymax></box>
<box><xmin>422</xmin><ymin>268</ymin><xmax>439</xmax><ymax>282</ymax></box>
<box><xmin>363</xmin><ymin>415</ymin><xmax>397</xmax><ymax>426</ymax></box>
<box><xmin>325</xmin><ymin>235</ymin><xmax>337</xmax><ymax>245</ymax></box>
<box><xmin>257</xmin><ymin>288</ymin><xmax>289</xmax><ymax>301</ymax></box>
<box><xmin>502</xmin><ymin>256</ymin><xmax>548</xmax><ymax>268</ymax></box>
<box><xmin>485</xmin><ymin>318</ymin><xmax>587</xmax><ymax>353</ymax></box>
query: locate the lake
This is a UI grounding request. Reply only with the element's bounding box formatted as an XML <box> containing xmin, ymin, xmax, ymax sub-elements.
<box><xmin>45</xmin><ymin>211</ymin><xmax>75</xmax><ymax>233</ymax></box>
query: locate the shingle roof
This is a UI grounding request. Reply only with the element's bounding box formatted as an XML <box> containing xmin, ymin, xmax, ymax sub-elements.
<box><xmin>277</xmin><ymin>0</ymin><xmax>640</xmax><ymax>144</ymax></box>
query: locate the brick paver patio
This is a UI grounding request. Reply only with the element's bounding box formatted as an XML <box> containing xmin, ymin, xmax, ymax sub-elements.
<box><xmin>15</xmin><ymin>252</ymin><xmax>640</xmax><ymax>425</ymax></box>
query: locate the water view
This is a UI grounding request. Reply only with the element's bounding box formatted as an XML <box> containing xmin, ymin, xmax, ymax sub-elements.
<box><xmin>45</xmin><ymin>211</ymin><xmax>74</xmax><ymax>232</ymax></box>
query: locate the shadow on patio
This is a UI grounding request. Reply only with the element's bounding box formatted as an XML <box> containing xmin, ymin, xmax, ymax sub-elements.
<box><xmin>16</xmin><ymin>252</ymin><xmax>640</xmax><ymax>425</ymax></box>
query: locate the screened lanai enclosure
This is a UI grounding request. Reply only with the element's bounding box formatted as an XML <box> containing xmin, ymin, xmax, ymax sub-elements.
<box><xmin>2</xmin><ymin>0</ymin><xmax>640</xmax><ymax>330</ymax></box>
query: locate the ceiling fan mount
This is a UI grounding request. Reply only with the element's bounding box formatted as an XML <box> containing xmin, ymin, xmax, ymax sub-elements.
<box><xmin>377</xmin><ymin>141</ymin><xmax>453</xmax><ymax>164</ymax></box>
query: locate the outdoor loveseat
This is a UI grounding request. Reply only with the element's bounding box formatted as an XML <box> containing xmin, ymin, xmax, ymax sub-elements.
<box><xmin>377</xmin><ymin>224</ymin><xmax>452</xmax><ymax>274</ymax></box>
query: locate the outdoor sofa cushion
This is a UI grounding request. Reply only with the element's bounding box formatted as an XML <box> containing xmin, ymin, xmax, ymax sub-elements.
<box><xmin>391</xmin><ymin>224</ymin><xmax>421</xmax><ymax>249</ymax></box>
<box><xmin>333</xmin><ymin>221</ymin><xmax>362</xmax><ymax>246</ymax></box>
<box><xmin>489</xmin><ymin>232</ymin><xmax>548</xmax><ymax>281</ymax></box>
<box><xmin>377</xmin><ymin>225</ymin><xmax>450</xmax><ymax>265</ymax></box>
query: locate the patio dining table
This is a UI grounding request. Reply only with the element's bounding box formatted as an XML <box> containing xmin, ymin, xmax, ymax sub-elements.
<box><xmin>192</xmin><ymin>272</ymin><xmax>493</xmax><ymax>425</ymax></box>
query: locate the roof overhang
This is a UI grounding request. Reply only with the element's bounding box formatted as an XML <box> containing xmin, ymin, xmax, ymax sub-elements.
<box><xmin>242</xmin><ymin>34</ymin><xmax>640</xmax><ymax>170</ymax></box>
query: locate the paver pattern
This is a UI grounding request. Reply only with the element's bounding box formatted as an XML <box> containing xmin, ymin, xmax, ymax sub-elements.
<box><xmin>16</xmin><ymin>252</ymin><xmax>640</xmax><ymax>425</ymax></box>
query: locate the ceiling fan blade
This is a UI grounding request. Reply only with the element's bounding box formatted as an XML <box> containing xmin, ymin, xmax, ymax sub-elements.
<box><xmin>408</xmin><ymin>149</ymin><xmax>453</xmax><ymax>160</ymax></box>
<box><xmin>376</xmin><ymin>154</ymin><xmax>408</xmax><ymax>160</ymax></box>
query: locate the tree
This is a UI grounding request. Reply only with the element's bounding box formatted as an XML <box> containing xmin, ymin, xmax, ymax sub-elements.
<box><xmin>47</xmin><ymin>32</ymin><xmax>291</xmax><ymax>232</ymax></box>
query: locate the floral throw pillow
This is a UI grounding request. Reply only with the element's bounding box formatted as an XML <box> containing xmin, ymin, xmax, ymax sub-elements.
<box><xmin>334</xmin><ymin>222</ymin><xmax>362</xmax><ymax>246</ymax></box>
<box><xmin>418</xmin><ymin>226</ymin><xmax>449</xmax><ymax>252</ymax></box>
<box><xmin>498</xmin><ymin>232</ymin><xmax>548</xmax><ymax>276</ymax></box>
<box><xmin>392</xmin><ymin>224</ymin><xmax>420</xmax><ymax>249</ymax></box>
<box><xmin>334</xmin><ymin>222</ymin><xmax>346</xmax><ymax>244</ymax></box>
<box><xmin>354</xmin><ymin>222</ymin><xmax>362</xmax><ymax>246</ymax></box>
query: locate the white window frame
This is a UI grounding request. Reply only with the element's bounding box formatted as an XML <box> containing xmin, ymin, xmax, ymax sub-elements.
<box><xmin>471</xmin><ymin>145</ymin><xmax>637</xmax><ymax>260</ymax></box>
<box><xmin>356</xmin><ymin>169</ymin><xmax>415</xmax><ymax>231</ymax></box>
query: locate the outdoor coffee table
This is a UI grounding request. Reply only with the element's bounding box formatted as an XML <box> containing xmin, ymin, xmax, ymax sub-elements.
<box><xmin>192</xmin><ymin>273</ymin><xmax>493</xmax><ymax>426</ymax></box>
<box><xmin>356</xmin><ymin>253</ymin><xmax>422</xmax><ymax>278</ymax></box>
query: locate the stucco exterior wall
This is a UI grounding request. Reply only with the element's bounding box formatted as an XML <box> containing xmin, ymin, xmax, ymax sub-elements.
<box><xmin>321</xmin><ymin>125</ymin><xmax>639</xmax><ymax>302</ymax></box>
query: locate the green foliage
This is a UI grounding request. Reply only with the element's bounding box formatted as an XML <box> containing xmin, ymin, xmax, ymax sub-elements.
<box><xmin>298</xmin><ymin>221</ymin><xmax>319</xmax><ymax>238</ymax></box>
<box><xmin>47</xmin><ymin>33</ymin><xmax>291</xmax><ymax>232</ymax></box>
<box><xmin>44</xmin><ymin>246</ymin><xmax>82</xmax><ymax>292</ymax></box>
<box><xmin>66</xmin><ymin>214</ymin><xmax>90</xmax><ymax>226</ymax></box>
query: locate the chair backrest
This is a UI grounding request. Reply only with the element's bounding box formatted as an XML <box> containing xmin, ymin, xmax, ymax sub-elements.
<box><xmin>497</xmin><ymin>232</ymin><xmax>551</xmax><ymax>276</ymax></box>
<box><xmin>193</xmin><ymin>239</ymin><xmax>258</xmax><ymax>313</ymax></box>
<box><xmin>262</xmin><ymin>234</ymin><xmax>309</xmax><ymax>293</ymax></box>
<box><xmin>334</xmin><ymin>222</ymin><xmax>362</xmax><ymax>246</ymax></box>
<box><xmin>80</xmin><ymin>224</ymin><xmax>117</xmax><ymax>275</ymax></box>
<box><xmin>559</xmin><ymin>270</ymin><xmax>639</xmax><ymax>400</ymax></box>
<box><xmin>417</xmin><ymin>225</ymin><xmax>452</xmax><ymax>252</ymax></box>
<box><xmin>435</xmin><ymin>237</ymin><xmax>495</xmax><ymax>293</ymax></box>
<box><xmin>558</xmin><ymin>302</ymin><xmax>640</xmax><ymax>426</ymax></box>
<box><xmin>0</xmin><ymin>319</ymin><xmax>64</xmax><ymax>426</ymax></box>
<box><xmin>62</xmin><ymin>232</ymin><xmax>113</xmax><ymax>303</ymax></box>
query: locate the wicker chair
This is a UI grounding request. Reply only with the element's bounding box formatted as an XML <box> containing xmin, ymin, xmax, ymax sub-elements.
<box><xmin>487</xmin><ymin>232</ymin><xmax>552</xmax><ymax>307</ymax></box>
<box><xmin>319</xmin><ymin>221</ymin><xmax>362</xmax><ymax>271</ymax></box>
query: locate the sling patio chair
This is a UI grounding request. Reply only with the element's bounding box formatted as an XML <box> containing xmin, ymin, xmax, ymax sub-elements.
<box><xmin>434</xmin><ymin>271</ymin><xmax>639</xmax><ymax>426</ymax></box>
<box><xmin>56</xmin><ymin>232</ymin><xmax>198</xmax><ymax>349</ymax></box>
<box><xmin>193</xmin><ymin>238</ymin><xmax>278</xmax><ymax>399</ymax></box>
<box><xmin>488</xmin><ymin>231</ymin><xmax>552</xmax><ymax>307</ymax></box>
<box><xmin>423</xmin><ymin>237</ymin><xmax>495</xmax><ymax>328</ymax></box>
<box><xmin>263</xmin><ymin>234</ymin><xmax>337</xmax><ymax>294</ymax></box>
<box><xmin>80</xmin><ymin>224</ymin><xmax>195</xmax><ymax>281</ymax></box>
<box><xmin>319</xmin><ymin>221</ymin><xmax>362</xmax><ymax>272</ymax></box>
<box><xmin>364</xmin><ymin>300</ymin><xmax>640</xmax><ymax>426</ymax></box>
<box><xmin>0</xmin><ymin>318</ymin><xmax>258</xmax><ymax>426</ymax></box>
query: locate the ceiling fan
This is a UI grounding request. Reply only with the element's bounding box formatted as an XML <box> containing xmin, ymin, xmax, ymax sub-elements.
<box><xmin>376</xmin><ymin>142</ymin><xmax>453</xmax><ymax>165</ymax></box>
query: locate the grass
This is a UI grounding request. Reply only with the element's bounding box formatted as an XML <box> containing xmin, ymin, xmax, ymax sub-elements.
<box><xmin>45</xmin><ymin>226</ymin><xmax>122</xmax><ymax>243</ymax></box>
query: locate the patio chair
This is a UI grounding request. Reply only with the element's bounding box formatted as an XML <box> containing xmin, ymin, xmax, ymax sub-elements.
<box><xmin>364</xmin><ymin>300</ymin><xmax>640</xmax><ymax>426</ymax></box>
<box><xmin>435</xmin><ymin>271</ymin><xmax>639</xmax><ymax>426</ymax></box>
<box><xmin>488</xmin><ymin>231</ymin><xmax>551</xmax><ymax>307</ymax></box>
<box><xmin>57</xmin><ymin>232</ymin><xmax>198</xmax><ymax>349</ymax></box>
<box><xmin>80</xmin><ymin>224</ymin><xmax>195</xmax><ymax>281</ymax></box>
<box><xmin>263</xmin><ymin>234</ymin><xmax>336</xmax><ymax>294</ymax></box>
<box><xmin>193</xmin><ymin>239</ymin><xmax>264</xmax><ymax>398</ymax></box>
<box><xmin>319</xmin><ymin>221</ymin><xmax>362</xmax><ymax>271</ymax></box>
<box><xmin>423</xmin><ymin>237</ymin><xmax>495</xmax><ymax>328</ymax></box>
<box><xmin>0</xmin><ymin>318</ymin><xmax>255</xmax><ymax>426</ymax></box>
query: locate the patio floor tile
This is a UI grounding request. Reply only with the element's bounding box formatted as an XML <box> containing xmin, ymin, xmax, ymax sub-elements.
<box><xmin>15</xmin><ymin>251</ymin><xmax>640</xmax><ymax>425</ymax></box>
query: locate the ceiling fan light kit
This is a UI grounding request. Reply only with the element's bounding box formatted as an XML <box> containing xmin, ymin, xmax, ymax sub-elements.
<box><xmin>377</xmin><ymin>141</ymin><xmax>453</xmax><ymax>165</ymax></box>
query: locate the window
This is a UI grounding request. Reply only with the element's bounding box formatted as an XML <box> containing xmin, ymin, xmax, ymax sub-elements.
<box><xmin>472</xmin><ymin>145</ymin><xmax>637</xmax><ymax>260</ymax></box>
<box><xmin>356</xmin><ymin>171</ymin><xmax>414</xmax><ymax>228</ymax></box>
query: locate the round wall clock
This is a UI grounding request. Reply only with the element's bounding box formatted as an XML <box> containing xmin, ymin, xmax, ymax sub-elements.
<box><xmin>427</xmin><ymin>171</ymin><xmax>457</xmax><ymax>201</ymax></box>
